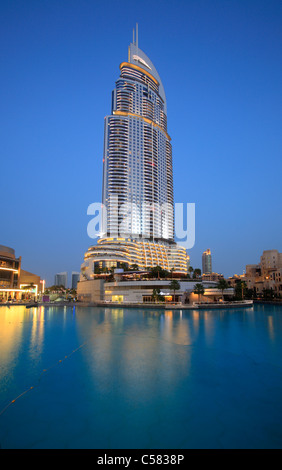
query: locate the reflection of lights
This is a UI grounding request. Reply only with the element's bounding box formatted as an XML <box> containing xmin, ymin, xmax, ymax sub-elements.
<box><xmin>31</xmin><ymin>308</ymin><xmax>44</xmax><ymax>357</ymax></box>
<box><xmin>111</xmin><ymin>309</ymin><xmax>124</xmax><ymax>318</ymax></box>
<box><xmin>267</xmin><ymin>316</ymin><xmax>274</xmax><ymax>341</ymax></box>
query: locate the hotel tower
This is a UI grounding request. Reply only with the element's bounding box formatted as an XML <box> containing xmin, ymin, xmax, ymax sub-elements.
<box><xmin>80</xmin><ymin>31</ymin><xmax>188</xmax><ymax>278</ymax></box>
<box><xmin>202</xmin><ymin>249</ymin><xmax>212</xmax><ymax>275</ymax></box>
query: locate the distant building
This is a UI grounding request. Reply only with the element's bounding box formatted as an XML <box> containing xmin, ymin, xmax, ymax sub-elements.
<box><xmin>260</xmin><ymin>250</ymin><xmax>282</xmax><ymax>272</ymax></box>
<box><xmin>227</xmin><ymin>274</ymin><xmax>246</xmax><ymax>287</ymax></box>
<box><xmin>202</xmin><ymin>272</ymin><xmax>223</xmax><ymax>282</ymax></box>
<box><xmin>202</xmin><ymin>249</ymin><xmax>212</xmax><ymax>274</ymax></box>
<box><xmin>71</xmin><ymin>272</ymin><xmax>80</xmax><ymax>289</ymax></box>
<box><xmin>245</xmin><ymin>249</ymin><xmax>282</xmax><ymax>295</ymax></box>
<box><xmin>54</xmin><ymin>272</ymin><xmax>67</xmax><ymax>288</ymax></box>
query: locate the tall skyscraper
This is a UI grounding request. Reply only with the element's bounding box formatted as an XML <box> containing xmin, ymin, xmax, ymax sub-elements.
<box><xmin>54</xmin><ymin>272</ymin><xmax>68</xmax><ymax>288</ymax></box>
<box><xmin>80</xmin><ymin>31</ymin><xmax>188</xmax><ymax>277</ymax></box>
<box><xmin>71</xmin><ymin>272</ymin><xmax>80</xmax><ymax>289</ymax></box>
<box><xmin>101</xmin><ymin>37</ymin><xmax>173</xmax><ymax>241</ymax></box>
<box><xmin>202</xmin><ymin>249</ymin><xmax>212</xmax><ymax>274</ymax></box>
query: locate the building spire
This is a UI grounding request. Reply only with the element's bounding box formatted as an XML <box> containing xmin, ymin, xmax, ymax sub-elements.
<box><xmin>132</xmin><ymin>23</ymin><xmax>138</xmax><ymax>47</ymax></box>
<box><xmin>136</xmin><ymin>23</ymin><xmax>138</xmax><ymax>50</ymax></box>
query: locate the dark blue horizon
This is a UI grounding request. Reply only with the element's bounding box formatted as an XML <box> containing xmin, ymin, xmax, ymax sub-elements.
<box><xmin>1</xmin><ymin>0</ymin><xmax>281</xmax><ymax>286</ymax></box>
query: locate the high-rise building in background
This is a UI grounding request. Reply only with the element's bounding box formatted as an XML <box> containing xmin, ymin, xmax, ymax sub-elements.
<box><xmin>71</xmin><ymin>272</ymin><xmax>80</xmax><ymax>289</ymax></box>
<box><xmin>202</xmin><ymin>249</ymin><xmax>212</xmax><ymax>274</ymax></box>
<box><xmin>54</xmin><ymin>272</ymin><xmax>67</xmax><ymax>288</ymax></box>
<box><xmin>80</xmin><ymin>30</ymin><xmax>188</xmax><ymax>279</ymax></box>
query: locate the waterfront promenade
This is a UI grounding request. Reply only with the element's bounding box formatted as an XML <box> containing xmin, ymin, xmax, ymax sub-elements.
<box><xmin>0</xmin><ymin>300</ymin><xmax>254</xmax><ymax>310</ymax></box>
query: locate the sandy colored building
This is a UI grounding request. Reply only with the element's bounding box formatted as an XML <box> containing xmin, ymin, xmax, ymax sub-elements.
<box><xmin>0</xmin><ymin>244</ymin><xmax>42</xmax><ymax>302</ymax></box>
<box><xmin>19</xmin><ymin>269</ymin><xmax>42</xmax><ymax>298</ymax></box>
<box><xmin>227</xmin><ymin>274</ymin><xmax>246</xmax><ymax>288</ymax></box>
<box><xmin>245</xmin><ymin>249</ymin><xmax>282</xmax><ymax>296</ymax></box>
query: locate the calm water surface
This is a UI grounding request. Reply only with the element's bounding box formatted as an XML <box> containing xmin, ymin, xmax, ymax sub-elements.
<box><xmin>1</xmin><ymin>303</ymin><xmax>282</xmax><ymax>449</ymax></box>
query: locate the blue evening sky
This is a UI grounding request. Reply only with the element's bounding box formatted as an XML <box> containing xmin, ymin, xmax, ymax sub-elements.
<box><xmin>1</xmin><ymin>0</ymin><xmax>281</xmax><ymax>286</ymax></box>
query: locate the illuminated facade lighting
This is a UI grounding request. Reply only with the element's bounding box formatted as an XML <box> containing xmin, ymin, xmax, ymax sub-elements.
<box><xmin>202</xmin><ymin>249</ymin><xmax>212</xmax><ymax>274</ymax></box>
<box><xmin>80</xmin><ymin>32</ymin><xmax>188</xmax><ymax>276</ymax></box>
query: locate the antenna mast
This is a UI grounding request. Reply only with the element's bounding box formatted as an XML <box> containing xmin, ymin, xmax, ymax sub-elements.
<box><xmin>136</xmin><ymin>23</ymin><xmax>138</xmax><ymax>50</ymax></box>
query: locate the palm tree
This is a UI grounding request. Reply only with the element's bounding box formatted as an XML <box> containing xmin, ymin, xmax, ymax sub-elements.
<box><xmin>150</xmin><ymin>266</ymin><xmax>165</xmax><ymax>279</ymax></box>
<box><xmin>131</xmin><ymin>264</ymin><xmax>139</xmax><ymax>271</ymax></box>
<box><xmin>193</xmin><ymin>268</ymin><xmax>201</xmax><ymax>279</ymax></box>
<box><xmin>152</xmin><ymin>288</ymin><xmax>160</xmax><ymax>303</ymax></box>
<box><xmin>193</xmin><ymin>283</ymin><xmax>205</xmax><ymax>303</ymax></box>
<box><xmin>235</xmin><ymin>280</ymin><xmax>247</xmax><ymax>300</ymax></box>
<box><xmin>216</xmin><ymin>278</ymin><xmax>229</xmax><ymax>301</ymax></box>
<box><xmin>169</xmin><ymin>280</ymin><xmax>180</xmax><ymax>302</ymax></box>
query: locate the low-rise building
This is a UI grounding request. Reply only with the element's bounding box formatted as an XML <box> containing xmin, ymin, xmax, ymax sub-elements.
<box><xmin>245</xmin><ymin>249</ymin><xmax>282</xmax><ymax>296</ymax></box>
<box><xmin>0</xmin><ymin>245</ymin><xmax>42</xmax><ymax>301</ymax></box>
<box><xmin>0</xmin><ymin>245</ymin><xmax>21</xmax><ymax>301</ymax></box>
<box><xmin>202</xmin><ymin>272</ymin><xmax>224</xmax><ymax>282</ymax></box>
<box><xmin>77</xmin><ymin>274</ymin><xmax>234</xmax><ymax>304</ymax></box>
<box><xmin>19</xmin><ymin>269</ymin><xmax>41</xmax><ymax>298</ymax></box>
<box><xmin>227</xmin><ymin>274</ymin><xmax>246</xmax><ymax>288</ymax></box>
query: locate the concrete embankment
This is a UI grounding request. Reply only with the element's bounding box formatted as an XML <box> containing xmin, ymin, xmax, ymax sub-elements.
<box><xmin>1</xmin><ymin>300</ymin><xmax>254</xmax><ymax>310</ymax></box>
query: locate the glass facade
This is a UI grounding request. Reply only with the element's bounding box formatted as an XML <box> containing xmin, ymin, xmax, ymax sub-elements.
<box><xmin>202</xmin><ymin>249</ymin><xmax>212</xmax><ymax>274</ymax></box>
<box><xmin>102</xmin><ymin>42</ymin><xmax>173</xmax><ymax>241</ymax></box>
<box><xmin>80</xmin><ymin>40</ymin><xmax>188</xmax><ymax>277</ymax></box>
